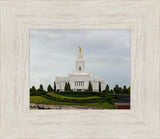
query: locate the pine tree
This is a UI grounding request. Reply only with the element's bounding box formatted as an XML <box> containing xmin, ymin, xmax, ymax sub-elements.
<box><xmin>99</xmin><ymin>81</ymin><xmax>101</xmax><ymax>92</ymax></box>
<box><xmin>31</xmin><ymin>86</ymin><xmax>36</xmax><ymax>91</ymax></box>
<box><xmin>39</xmin><ymin>84</ymin><xmax>43</xmax><ymax>90</ymax></box>
<box><xmin>122</xmin><ymin>85</ymin><xmax>128</xmax><ymax>94</ymax></box>
<box><xmin>38</xmin><ymin>84</ymin><xmax>46</xmax><ymax>95</ymax></box>
<box><xmin>30</xmin><ymin>86</ymin><xmax>37</xmax><ymax>96</ymax></box>
<box><xmin>105</xmin><ymin>84</ymin><xmax>109</xmax><ymax>93</ymax></box>
<box><xmin>54</xmin><ymin>82</ymin><xmax>56</xmax><ymax>92</ymax></box>
<box><xmin>47</xmin><ymin>84</ymin><xmax>54</xmax><ymax>92</ymax></box>
<box><xmin>64</xmin><ymin>82</ymin><xmax>67</xmax><ymax>92</ymax></box>
<box><xmin>88</xmin><ymin>81</ymin><xmax>93</xmax><ymax>92</ymax></box>
<box><xmin>128</xmin><ymin>86</ymin><xmax>130</xmax><ymax>94</ymax></box>
<box><xmin>114</xmin><ymin>85</ymin><xmax>122</xmax><ymax>94</ymax></box>
<box><xmin>68</xmin><ymin>82</ymin><xmax>71</xmax><ymax>91</ymax></box>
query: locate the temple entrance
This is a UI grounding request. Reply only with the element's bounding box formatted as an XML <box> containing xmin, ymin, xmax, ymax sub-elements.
<box><xmin>77</xmin><ymin>89</ymin><xmax>82</xmax><ymax>92</ymax></box>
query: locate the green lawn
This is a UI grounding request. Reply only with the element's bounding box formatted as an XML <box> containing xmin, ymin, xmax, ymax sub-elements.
<box><xmin>47</xmin><ymin>93</ymin><xmax>102</xmax><ymax>100</ymax></box>
<box><xmin>30</xmin><ymin>96</ymin><xmax>115</xmax><ymax>109</ymax></box>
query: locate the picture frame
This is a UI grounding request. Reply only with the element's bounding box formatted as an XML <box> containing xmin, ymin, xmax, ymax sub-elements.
<box><xmin>0</xmin><ymin>0</ymin><xmax>160</xmax><ymax>138</ymax></box>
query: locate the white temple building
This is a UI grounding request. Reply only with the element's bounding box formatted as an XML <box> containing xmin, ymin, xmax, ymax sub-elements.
<box><xmin>55</xmin><ymin>47</ymin><xmax>105</xmax><ymax>92</ymax></box>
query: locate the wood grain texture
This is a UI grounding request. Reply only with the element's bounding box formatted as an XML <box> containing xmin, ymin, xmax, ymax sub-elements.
<box><xmin>0</xmin><ymin>0</ymin><xmax>160</xmax><ymax>138</ymax></box>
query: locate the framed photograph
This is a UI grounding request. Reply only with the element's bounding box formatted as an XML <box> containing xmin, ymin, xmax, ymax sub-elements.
<box><xmin>0</xmin><ymin>0</ymin><xmax>160</xmax><ymax>138</ymax></box>
<box><xmin>30</xmin><ymin>29</ymin><xmax>130</xmax><ymax>110</ymax></box>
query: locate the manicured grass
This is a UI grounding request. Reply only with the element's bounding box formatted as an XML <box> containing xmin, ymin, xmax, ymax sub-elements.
<box><xmin>47</xmin><ymin>93</ymin><xmax>102</xmax><ymax>100</ymax></box>
<box><xmin>55</xmin><ymin>91</ymin><xmax>100</xmax><ymax>97</ymax></box>
<box><xmin>30</xmin><ymin>96</ymin><xmax>53</xmax><ymax>104</ymax></box>
<box><xmin>30</xmin><ymin>96</ymin><xmax>115</xmax><ymax>109</ymax></box>
<box><xmin>45</xmin><ymin>93</ymin><xmax>105</xmax><ymax>103</ymax></box>
<box><xmin>85</xmin><ymin>102</ymin><xmax>115</xmax><ymax>109</ymax></box>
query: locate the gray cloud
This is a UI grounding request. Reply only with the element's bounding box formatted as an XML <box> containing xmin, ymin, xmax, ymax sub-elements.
<box><xmin>30</xmin><ymin>29</ymin><xmax>130</xmax><ymax>90</ymax></box>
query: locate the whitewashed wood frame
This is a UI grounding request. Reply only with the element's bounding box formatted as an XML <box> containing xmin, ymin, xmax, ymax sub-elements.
<box><xmin>0</xmin><ymin>0</ymin><xmax>160</xmax><ymax>138</ymax></box>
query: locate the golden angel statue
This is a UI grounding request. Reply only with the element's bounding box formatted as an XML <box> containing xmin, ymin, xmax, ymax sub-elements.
<box><xmin>79</xmin><ymin>46</ymin><xmax>81</xmax><ymax>54</ymax></box>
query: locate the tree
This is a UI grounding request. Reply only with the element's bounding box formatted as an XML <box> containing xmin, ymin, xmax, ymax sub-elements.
<box><xmin>67</xmin><ymin>82</ymin><xmax>71</xmax><ymax>91</ymax></box>
<box><xmin>36</xmin><ymin>84</ymin><xmax>46</xmax><ymax>95</ymax></box>
<box><xmin>109</xmin><ymin>89</ymin><xmax>113</xmax><ymax>94</ymax></box>
<box><xmin>114</xmin><ymin>85</ymin><xmax>122</xmax><ymax>94</ymax></box>
<box><xmin>99</xmin><ymin>81</ymin><xmax>101</xmax><ymax>92</ymax></box>
<box><xmin>104</xmin><ymin>84</ymin><xmax>109</xmax><ymax>93</ymax></box>
<box><xmin>88</xmin><ymin>81</ymin><xmax>93</xmax><ymax>92</ymax></box>
<box><xmin>31</xmin><ymin>86</ymin><xmax>36</xmax><ymax>91</ymax></box>
<box><xmin>39</xmin><ymin>84</ymin><xmax>43</xmax><ymax>90</ymax></box>
<box><xmin>128</xmin><ymin>86</ymin><xmax>130</xmax><ymax>94</ymax></box>
<box><xmin>30</xmin><ymin>86</ymin><xmax>37</xmax><ymax>96</ymax></box>
<box><xmin>64</xmin><ymin>82</ymin><xmax>67</xmax><ymax>92</ymax></box>
<box><xmin>47</xmin><ymin>84</ymin><xmax>54</xmax><ymax>92</ymax></box>
<box><xmin>54</xmin><ymin>82</ymin><xmax>56</xmax><ymax>92</ymax></box>
<box><xmin>64</xmin><ymin>82</ymin><xmax>71</xmax><ymax>92</ymax></box>
<box><xmin>122</xmin><ymin>85</ymin><xmax>128</xmax><ymax>94</ymax></box>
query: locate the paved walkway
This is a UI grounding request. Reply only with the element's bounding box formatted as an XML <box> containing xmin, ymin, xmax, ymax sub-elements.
<box><xmin>30</xmin><ymin>103</ymin><xmax>104</xmax><ymax>110</ymax></box>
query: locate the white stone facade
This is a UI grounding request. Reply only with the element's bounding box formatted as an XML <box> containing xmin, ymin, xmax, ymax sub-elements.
<box><xmin>55</xmin><ymin>51</ymin><xmax>105</xmax><ymax>92</ymax></box>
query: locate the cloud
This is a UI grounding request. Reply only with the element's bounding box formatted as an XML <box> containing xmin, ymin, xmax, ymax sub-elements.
<box><xmin>30</xmin><ymin>29</ymin><xmax>130</xmax><ymax>90</ymax></box>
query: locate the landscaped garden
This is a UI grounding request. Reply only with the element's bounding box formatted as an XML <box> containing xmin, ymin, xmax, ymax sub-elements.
<box><xmin>30</xmin><ymin>83</ymin><xmax>130</xmax><ymax>109</ymax></box>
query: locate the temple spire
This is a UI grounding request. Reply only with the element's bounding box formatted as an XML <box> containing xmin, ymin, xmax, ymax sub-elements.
<box><xmin>76</xmin><ymin>46</ymin><xmax>85</xmax><ymax>72</ymax></box>
<box><xmin>79</xmin><ymin>46</ymin><xmax>81</xmax><ymax>54</ymax></box>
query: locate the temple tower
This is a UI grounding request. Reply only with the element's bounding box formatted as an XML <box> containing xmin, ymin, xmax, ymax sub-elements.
<box><xmin>76</xmin><ymin>46</ymin><xmax>85</xmax><ymax>72</ymax></box>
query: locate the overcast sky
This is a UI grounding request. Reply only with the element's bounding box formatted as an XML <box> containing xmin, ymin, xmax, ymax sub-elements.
<box><xmin>30</xmin><ymin>29</ymin><xmax>130</xmax><ymax>90</ymax></box>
